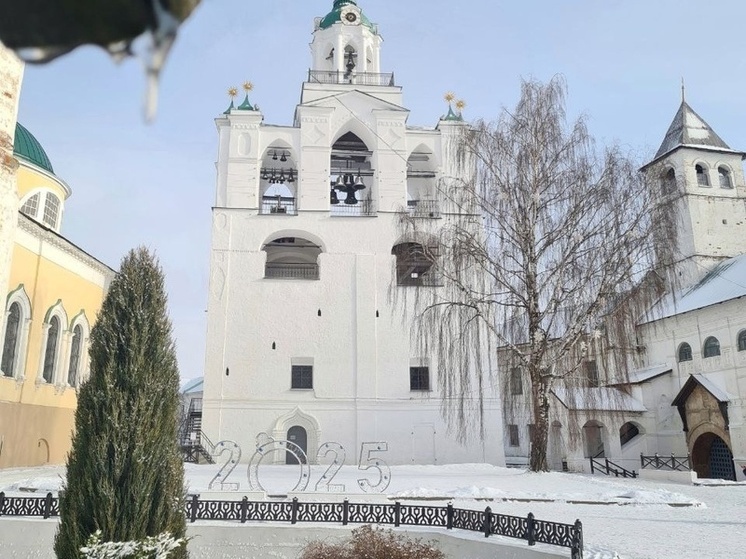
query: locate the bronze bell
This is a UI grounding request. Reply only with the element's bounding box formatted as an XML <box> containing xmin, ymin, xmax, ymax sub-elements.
<box><xmin>330</xmin><ymin>187</ymin><xmax>340</xmax><ymax>205</ymax></box>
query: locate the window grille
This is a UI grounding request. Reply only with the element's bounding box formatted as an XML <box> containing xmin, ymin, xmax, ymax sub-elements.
<box><xmin>1</xmin><ymin>303</ymin><xmax>21</xmax><ymax>377</ymax></box>
<box><xmin>42</xmin><ymin>316</ymin><xmax>60</xmax><ymax>383</ymax></box>
<box><xmin>409</xmin><ymin>366</ymin><xmax>430</xmax><ymax>391</ymax></box>
<box><xmin>291</xmin><ymin>365</ymin><xmax>313</xmax><ymax>389</ymax></box>
<box><xmin>703</xmin><ymin>336</ymin><xmax>720</xmax><ymax>358</ymax></box>
<box><xmin>678</xmin><ymin>342</ymin><xmax>693</xmax><ymax>362</ymax></box>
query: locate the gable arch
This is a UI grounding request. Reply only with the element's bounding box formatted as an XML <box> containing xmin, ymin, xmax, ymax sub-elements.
<box><xmin>38</xmin><ymin>300</ymin><xmax>68</xmax><ymax>385</ymax></box>
<box><xmin>67</xmin><ymin>311</ymin><xmax>91</xmax><ymax>387</ymax></box>
<box><xmin>271</xmin><ymin>407</ymin><xmax>321</xmax><ymax>465</ymax></box>
<box><xmin>261</xmin><ymin>230</ymin><xmax>326</xmax><ymax>253</ymax></box>
<box><xmin>1</xmin><ymin>286</ymin><xmax>33</xmax><ymax>379</ymax></box>
<box><xmin>330</xmin><ymin>121</ymin><xmax>376</xmax><ymax>153</ymax></box>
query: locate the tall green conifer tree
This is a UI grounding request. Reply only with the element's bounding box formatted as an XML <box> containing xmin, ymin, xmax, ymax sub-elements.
<box><xmin>55</xmin><ymin>247</ymin><xmax>187</xmax><ymax>558</ymax></box>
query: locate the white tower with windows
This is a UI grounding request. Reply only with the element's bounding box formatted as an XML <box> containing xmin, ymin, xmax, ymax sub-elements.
<box><xmin>642</xmin><ymin>97</ymin><xmax>746</xmax><ymax>288</ymax></box>
<box><xmin>202</xmin><ymin>1</ymin><xmax>505</xmax><ymax>467</ymax></box>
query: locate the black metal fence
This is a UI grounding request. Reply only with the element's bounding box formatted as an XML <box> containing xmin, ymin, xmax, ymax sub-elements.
<box><xmin>640</xmin><ymin>453</ymin><xmax>691</xmax><ymax>471</ymax></box>
<box><xmin>0</xmin><ymin>493</ymin><xmax>583</xmax><ymax>558</ymax></box>
<box><xmin>308</xmin><ymin>70</ymin><xmax>395</xmax><ymax>87</ymax></box>
<box><xmin>589</xmin><ymin>457</ymin><xmax>637</xmax><ymax>478</ymax></box>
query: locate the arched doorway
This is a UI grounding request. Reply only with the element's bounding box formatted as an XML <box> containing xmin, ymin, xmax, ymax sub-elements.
<box><xmin>286</xmin><ymin>426</ymin><xmax>308</xmax><ymax>465</ymax></box>
<box><xmin>582</xmin><ymin>420</ymin><xmax>605</xmax><ymax>458</ymax></box>
<box><xmin>691</xmin><ymin>432</ymin><xmax>736</xmax><ymax>481</ymax></box>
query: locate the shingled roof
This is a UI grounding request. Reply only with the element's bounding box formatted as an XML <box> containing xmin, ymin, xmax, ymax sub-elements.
<box><xmin>654</xmin><ymin>101</ymin><xmax>732</xmax><ymax>160</ymax></box>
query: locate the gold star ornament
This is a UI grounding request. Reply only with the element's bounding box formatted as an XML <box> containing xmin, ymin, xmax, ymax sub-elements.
<box><xmin>455</xmin><ymin>99</ymin><xmax>466</xmax><ymax>111</ymax></box>
<box><xmin>227</xmin><ymin>86</ymin><xmax>238</xmax><ymax>98</ymax></box>
<box><xmin>243</xmin><ymin>81</ymin><xmax>254</xmax><ymax>92</ymax></box>
<box><xmin>444</xmin><ymin>92</ymin><xmax>456</xmax><ymax>103</ymax></box>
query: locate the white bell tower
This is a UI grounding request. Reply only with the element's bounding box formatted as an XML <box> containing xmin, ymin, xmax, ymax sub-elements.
<box><xmin>311</xmin><ymin>1</ymin><xmax>383</xmax><ymax>76</ymax></box>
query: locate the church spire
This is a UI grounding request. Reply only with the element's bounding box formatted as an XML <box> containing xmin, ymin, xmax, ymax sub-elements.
<box><xmin>653</xmin><ymin>99</ymin><xmax>731</xmax><ymax>160</ymax></box>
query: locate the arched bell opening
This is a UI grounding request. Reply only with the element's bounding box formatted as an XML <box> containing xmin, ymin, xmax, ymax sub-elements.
<box><xmin>263</xmin><ymin>236</ymin><xmax>322</xmax><ymax>280</ymax></box>
<box><xmin>392</xmin><ymin>241</ymin><xmax>440</xmax><ymax>287</ymax></box>
<box><xmin>330</xmin><ymin>131</ymin><xmax>374</xmax><ymax>215</ymax></box>
<box><xmin>582</xmin><ymin>419</ymin><xmax>606</xmax><ymax>459</ymax></box>
<box><xmin>407</xmin><ymin>145</ymin><xmax>439</xmax><ymax>218</ymax></box>
<box><xmin>261</xmin><ymin>144</ymin><xmax>298</xmax><ymax>215</ymax></box>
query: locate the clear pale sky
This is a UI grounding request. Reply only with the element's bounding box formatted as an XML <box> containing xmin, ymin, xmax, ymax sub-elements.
<box><xmin>15</xmin><ymin>0</ymin><xmax>746</xmax><ymax>382</ymax></box>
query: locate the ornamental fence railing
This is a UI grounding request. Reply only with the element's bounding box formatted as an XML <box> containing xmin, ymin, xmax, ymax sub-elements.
<box><xmin>307</xmin><ymin>70</ymin><xmax>395</xmax><ymax>87</ymax></box>
<box><xmin>640</xmin><ymin>453</ymin><xmax>691</xmax><ymax>471</ymax></box>
<box><xmin>0</xmin><ymin>493</ymin><xmax>583</xmax><ymax>559</ymax></box>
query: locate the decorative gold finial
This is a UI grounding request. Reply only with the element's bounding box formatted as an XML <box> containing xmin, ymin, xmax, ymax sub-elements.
<box><xmin>455</xmin><ymin>99</ymin><xmax>466</xmax><ymax>111</ymax></box>
<box><xmin>243</xmin><ymin>81</ymin><xmax>254</xmax><ymax>93</ymax></box>
<box><xmin>228</xmin><ymin>86</ymin><xmax>238</xmax><ymax>98</ymax></box>
<box><xmin>444</xmin><ymin>92</ymin><xmax>456</xmax><ymax>104</ymax></box>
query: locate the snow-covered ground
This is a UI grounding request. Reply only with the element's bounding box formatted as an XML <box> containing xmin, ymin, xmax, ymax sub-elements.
<box><xmin>1</xmin><ymin>463</ymin><xmax>744</xmax><ymax>559</ymax></box>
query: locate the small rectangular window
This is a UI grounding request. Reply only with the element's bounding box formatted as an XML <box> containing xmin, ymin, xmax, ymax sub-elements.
<box><xmin>410</xmin><ymin>366</ymin><xmax>430</xmax><ymax>391</ymax></box>
<box><xmin>291</xmin><ymin>365</ymin><xmax>313</xmax><ymax>390</ymax></box>
<box><xmin>584</xmin><ymin>361</ymin><xmax>599</xmax><ymax>387</ymax></box>
<box><xmin>508</xmin><ymin>424</ymin><xmax>520</xmax><ymax>447</ymax></box>
<box><xmin>510</xmin><ymin>367</ymin><xmax>523</xmax><ymax>395</ymax></box>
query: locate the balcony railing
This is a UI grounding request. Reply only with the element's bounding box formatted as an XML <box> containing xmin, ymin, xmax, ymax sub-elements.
<box><xmin>407</xmin><ymin>199</ymin><xmax>441</xmax><ymax>218</ymax></box>
<box><xmin>331</xmin><ymin>198</ymin><xmax>376</xmax><ymax>217</ymax></box>
<box><xmin>308</xmin><ymin>70</ymin><xmax>395</xmax><ymax>87</ymax></box>
<box><xmin>260</xmin><ymin>196</ymin><xmax>297</xmax><ymax>216</ymax></box>
<box><xmin>265</xmin><ymin>263</ymin><xmax>320</xmax><ymax>280</ymax></box>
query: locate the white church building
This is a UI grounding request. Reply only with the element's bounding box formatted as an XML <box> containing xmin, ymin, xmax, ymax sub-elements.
<box><xmin>503</xmin><ymin>99</ymin><xmax>746</xmax><ymax>481</ymax></box>
<box><xmin>201</xmin><ymin>0</ymin><xmax>505</xmax><ymax>466</ymax></box>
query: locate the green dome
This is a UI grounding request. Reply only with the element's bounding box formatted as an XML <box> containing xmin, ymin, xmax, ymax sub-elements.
<box><xmin>13</xmin><ymin>123</ymin><xmax>54</xmax><ymax>174</ymax></box>
<box><xmin>318</xmin><ymin>1</ymin><xmax>376</xmax><ymax>32</ymax></box>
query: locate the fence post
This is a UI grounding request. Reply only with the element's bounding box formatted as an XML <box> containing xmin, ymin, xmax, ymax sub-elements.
<box><xmin>0</xmin><ymin>491</ymin><xmax>4</xmax><ymax>516</ymax></box>
<box><xmin>394</xmin><ymin>501</ymin><xmax>401</xmax><ymax>527</ymax></box>
<box><xmin>526</xmin><ymin>512</ymin><xmax>536</xmax><ymax>546</ymax></box>
<box><xmin>483</xmin><ymin>506</ymin><xmax>492</xmax><ymax>538</ymax></box>
<box><xmin>655</xmin><ymin>453</ymin><xmax>660</xmax><ymax>469</ymax></box>
<box><xmin>446</xmin><ymin>503</ymin><xmax>454</xmax><ymax>530</ymax></box>
<box><xmin>190</xmin><ymin>494</ymin><xmax>199</xmax><ymax>523</ymax></box>
<box><xmin>342</xmin><ymin>499</ymin><xmax>349</xmax><ymax>526</ymax></box>
<box><xmin>687</xmin><ymin>453</ymin><xmax>692</xmax><ymax>470</ymax></box>
<box><xmin>240</xmin><ymin>496</ymin><xmax>248</xmax><ymax>524</ymax></box>
<box><xmin>589</xmin><ymin>458</ymin><xmax>594</xmax><ymax>474</ymax></box>
<box><xmin>291</xmin><ymin>497</ymin><xmax>298</xmax><ymax>525</ymax></box>
<box><xmin>640</xmin><ymin>453</ymin><xmax>644</xmax><ymax>468</ymax></box>
<box><xmin>43</xmin><ymin>493</ymin><xmax>53</xmax><ymax>519</ymax></box>
<box><xmin>572</xmin><ymin>519</ymin><xmax>584</xmax><ymax>559</ymax></box>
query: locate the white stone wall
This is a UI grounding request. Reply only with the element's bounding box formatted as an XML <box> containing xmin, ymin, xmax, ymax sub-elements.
<box><xmin>204</xmin><ymin>28</ymin><xmax>504</xmax><ymax>466</ymax></box>
<box><xmin>0</xmin><ymin>45</ymin><xmax>23</xmax><ymax>298</ymax></box>
<box><xmin>638</xmin><ymin>296</ymin><xmax>746</xmax><ymax>477</ymax></box>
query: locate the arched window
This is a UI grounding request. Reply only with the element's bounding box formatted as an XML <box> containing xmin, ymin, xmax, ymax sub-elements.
<box><xmin>738</xmin><ymin>330</ymin><xmax>746</xmax><ymax>352</ymax></box>
<box><xmin>703</xmin><ymin>336</ymin><xmax>720</xmax><ymax>358</ymax></box>
<box><xmin>1</xmin><ymin>303</ymin><xmax>22</xmax><ymax>377</ymax></box>
<box><xmin>67</xmin><ymin>324</ymin><xmax>83</xmax><ymax>387</ymax></box>
<box><xmin>619</xmin><ymin>422</ymin><xmax>642</xmax><ymax>447</ymax></box>
<box><xmin>263</xmin><ymin>236</ymin><xmax>322</xmax><ymax>280</ymax></box>
<box><xmin>330</xmin><ymin>132</ymin><xmax>373</xmax><ymax>215</ymax></box>
<box><xmin>19</xmin><ymin>193</ymin><xmax>40</xmax><ymax>219</ymax></box>
<box><xmin>392</xmin><ymin>242</ymin><xmax>439</xmax><ymax>286</ymax></box>
<box><xmin>661</xmin><ymin>168</ymin><xmax>676</xmax><ymax>195</ymax></box>
<box><xmin>42</xmin><ymin>193</ymin><xmax>61</xmax><ymax>228</ymax></box>
<box><xmin>42</xmin><ymin>316</ymin><xmax>60</xmax><ymax>383</ymax></box>
<box><xmin>695</xmin><ymin>164</ymin><xmax>710</xmax><ymax>187</ymax></box>
<box><xmin>678</xmin><ymin>342</ymin><xmax>693</xmax><ymax>362</ymax></box>
<box><xmin>718</xmin><ymin>166</ymin><xmax>733</xmax><ymax>189</ymax></box>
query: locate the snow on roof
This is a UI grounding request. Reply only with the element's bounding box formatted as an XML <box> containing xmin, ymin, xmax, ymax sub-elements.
<box><xmin>181</xmin><ymin>377</ymin><xmax>204</xmax><ymax>394</ymax></box>
<box><xmin>691</xmin><ymin>374</ymin><xmax>732</xmax><ymax>403</ymax></box>
<box><xmin>653</xmin><ymin>101</ymin><xmax>732</xmax><ymax>160</ymax></box>
<box><xmin>643</xmin><ymin>254</ymin><xmax>746</xmax><ymax>323</ymax></box>
<box><xmin>552</xmin><ymin>387</ymin><xmax>647</xmax><ymax>412</ymax></box>
<box><xmin>626</xmin><ymin>364</ymin><xmax>673</xmax><ymax>384</ymax></box>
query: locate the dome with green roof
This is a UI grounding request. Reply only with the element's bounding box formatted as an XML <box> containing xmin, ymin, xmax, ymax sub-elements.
<box><xmin>318</xmin><ymin>1</ymin><xmax>376</xmax><ymax>33</ymax></box>
<box><xmin>13</xmin><ymin>123</ymin><xmax>54</xmax><ymax>174</ymax></box>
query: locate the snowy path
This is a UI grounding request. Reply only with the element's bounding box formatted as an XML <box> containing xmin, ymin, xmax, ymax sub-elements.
<box><xmin>1</xmin><ymin>463</ymin><xmax>744</xmax><ymax>559</ymax></box>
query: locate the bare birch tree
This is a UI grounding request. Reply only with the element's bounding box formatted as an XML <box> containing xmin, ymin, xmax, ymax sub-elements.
<box><xmin>399</xmin><ymin>77</ymin><xmax>674</xmax><ymax>472</ymax></box>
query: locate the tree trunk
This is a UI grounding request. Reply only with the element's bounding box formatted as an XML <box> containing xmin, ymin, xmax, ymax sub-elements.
<box><xmin>529</xmin><ymin>375</ymin><xmax>550</xmax><ymax>472</ymax></box>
